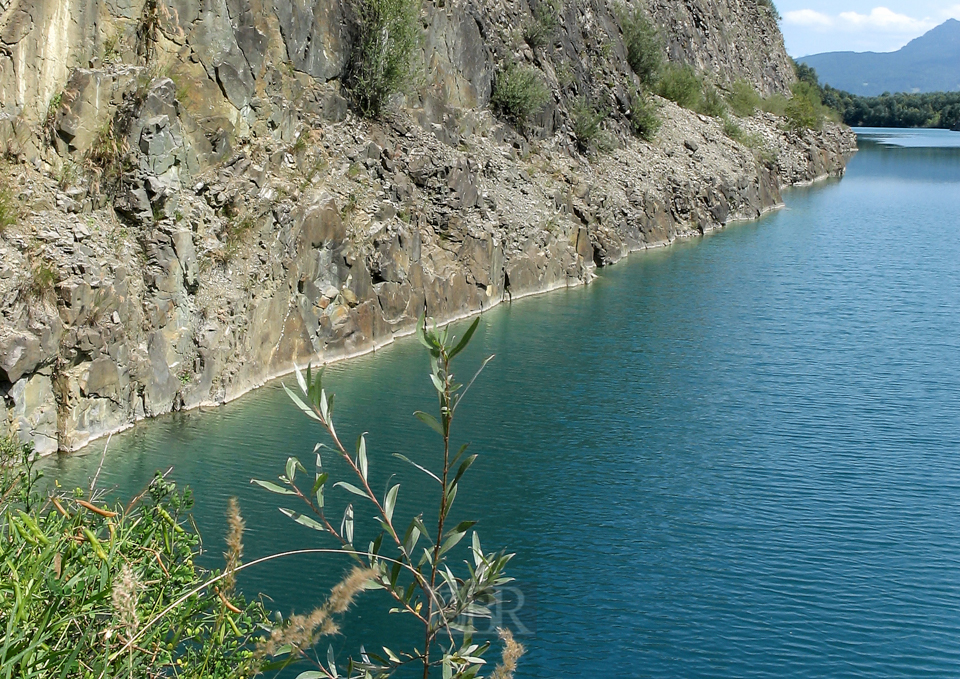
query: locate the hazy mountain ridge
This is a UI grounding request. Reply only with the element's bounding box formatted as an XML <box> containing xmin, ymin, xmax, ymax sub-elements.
<box><xmin>799</xmin><ymin>19</ymin><xmax>960</xmax><ymax>96</ymax></box>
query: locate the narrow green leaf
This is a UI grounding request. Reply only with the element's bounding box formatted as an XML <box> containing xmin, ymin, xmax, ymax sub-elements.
<box><xmin>282</xmin><ymin>383</ymin><xmax>321</xmax><ymax>421</ymax></box>
<box><xmin>429</xmin><ymin>373</ymin><xmax>445</xmax><ymax>393</ymax></box>
<box><xmin>342</xmin><ymin>504</ymin><xmax>354</xmax><ymax>544</ymax></box>
<box><xmin>384</xmin><ymin>484</ymin><xmax>400</xmax><ymax>523</ymax></box>
<box><xmin>327</xmin><ymin>645</ymin><xmax>338</xmax><ymax>678</ymax></box>
<box><xmin>357</xmin><ymin>433</ymin><xmax>368</xmax><ymax>481</ymax></box>
<box><xmin>471</xmin><ymin>532</ymin><xmax>482</xmax><ymax>567</ymax></box>
<box><xmin>413</xmin><ymin>411</ymin><xmax>444</xmax><ymax>436</ymax></box>
<box><xmin>279</xmin><ymin>508</ymin><xmax>326</xmax><ymax>532</ymax></box>
<box><xmin>311</xmin><ymin>472</ymin><xmax>329</xmax><ymax>495</ymax></box>
<box><xmin>285</xmin><ymin>457</ymin><xmax>300</xmax><ymax>482</ymax></box>
<box><xmin>444</xmin><ymin>520</ymin><xmax>477</xmax><ymax>539</ymax></box>
<box><xmin>438</xmin><ymin>529</ymin><xmax>468</xmax><ymax>557</ymax></box>
<box><xmin>333</xmin><ymin>481</ymin><xmax>368</xmax><ymax>498</ymax></box>
<box><xmin>294</xmin><ymin>363</ymin><xmax>308</xmax><ymax>395</ymax></box>
<box><xmin>448</xmin><ymin>317</ymin><xmax>480</xmax><ymax>359</ymax></box>
<box><xmin>452</xmin><ymin>454</ymin><xmax>477</xmax><ymax>487</ymax></box>
<box><xmin>250</xmin><ymin>479</ymin><xmax>297</xmax><ymax>495</ymax></box>
<box><xmin>319</xmin><ymin>388</ymin><xmax>329</xmax><ymax>422</ymax></box>
<box><xmin>393</xmin><ymin>452</ymin><xmax>442</xmax><ymax>484</ymax></box>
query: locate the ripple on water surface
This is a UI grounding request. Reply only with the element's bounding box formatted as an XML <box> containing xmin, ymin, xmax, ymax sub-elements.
<box><xmin>45</xmin><ymin>128</ymin><xmax>960</xmax><ymax>678</ymax></box>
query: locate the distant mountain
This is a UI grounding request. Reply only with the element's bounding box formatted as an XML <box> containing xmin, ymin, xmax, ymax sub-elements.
<box><xmin>799</xmin><ymin>19</ymin><xmax>960</xmax><ymax>96</ymax></box>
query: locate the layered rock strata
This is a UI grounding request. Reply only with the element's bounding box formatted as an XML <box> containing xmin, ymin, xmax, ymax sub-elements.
<box><xmin>0</xmin><ymin>0</ymin><xmax>856</xmax><ymax>453</ymax></box>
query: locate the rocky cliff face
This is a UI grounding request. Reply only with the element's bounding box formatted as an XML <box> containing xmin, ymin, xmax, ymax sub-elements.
<box><xmin>0</xmin><ymin>0</ymin><xmax>856</xmax><ymax>454</ymax></box>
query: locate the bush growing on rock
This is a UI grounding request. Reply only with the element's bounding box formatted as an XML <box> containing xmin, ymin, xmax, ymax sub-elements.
<box><xmin>619</xmin><ymin>6</ymin><xmax>663</xmax><ymax>88</ymax></box>
<box><xmin>697</xmin><ymin>84</ymin><xmax>727</xmax><ymax>118</ymax></box>
<box><xmin>656</xmin><ymin>63</ymin><xmax>702</xmax><ymax>109</ymax></box>
<box><xmin>785</xmin><ymin>81</ymin><xmax>826</xmax><ymax>131</ymax></box>
<box><xmin>0</xmin><ymin>186</ymin><xmax>16</xmax><ymax>232</ymax></box>
<box><xmin>347</xmin><ymin>0</ymin><xmax>422</xmax><ymax>117</ymax></box>
<box><xmin>726</xmin><ymin>79</ymin><xmax>761</xmax><ymax>117</ymax></box>
<box><xmin>491</xmin><ymin>62</ymin><xmax>551</xmax><ymax>129</ymax></box>
<box><xmin>629</xmin><ymin>90</ymin><xmax>661</xmax><ymax>140</ymax></box>
<box><xmin>523</xmin><ymin>0</ymin><xmax>562</xmax><ymax>48</ymax></box>
<box><xmin>570</xmin><ymin>97</ymin><xmax>608</xmax><ymax>152</ymax></box>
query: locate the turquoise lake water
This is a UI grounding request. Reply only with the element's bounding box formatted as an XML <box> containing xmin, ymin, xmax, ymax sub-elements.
<box><xmin>45</xmin><ymin>127</ymin><xmax>960</xmax><ymax>677</ymax></box>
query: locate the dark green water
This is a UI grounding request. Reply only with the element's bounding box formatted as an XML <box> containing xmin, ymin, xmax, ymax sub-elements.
<box><xmin>45</xmin><ymin>128</ymin><xmax>960</xmax><ymax>677</ymax></box>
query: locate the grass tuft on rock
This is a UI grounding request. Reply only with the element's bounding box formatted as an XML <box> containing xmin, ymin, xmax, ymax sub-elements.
<box><xmin>570</xmin><ymin>97</ymin><xmax>607</xmax><ymax>152</ymax></box>
<box><xmin>491</xmin><ymin>62</ymin><xmax>551</xmax><ymax>129</ymax></box>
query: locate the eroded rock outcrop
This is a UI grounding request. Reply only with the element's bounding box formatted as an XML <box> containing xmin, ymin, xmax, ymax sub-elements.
<box><xmin>0</xmin><ymin>0</ymin><xmax>856</xmax><ymax>454</ymax></box>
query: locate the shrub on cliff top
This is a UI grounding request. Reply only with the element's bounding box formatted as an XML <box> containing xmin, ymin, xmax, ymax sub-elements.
<box><xmin>346</xmin><ymin>0</ymin><xmax>421</xmax><ymax>117</ymax></box>
<box><xmin>492</xmin><ymin>62</ymin><xmax>551</xmax><ymax>129</ymax></box>
<box><xmin>619</xmin><ymin>6</ymin><xmax>663</xmax><ymax>88</ymax></box>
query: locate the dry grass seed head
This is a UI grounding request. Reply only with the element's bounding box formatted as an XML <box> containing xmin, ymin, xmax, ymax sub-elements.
<box><xmin>490</xmin><ymin>627</ymin><xmax>526</xmax><ymax>679</ymax></box>
<box><xmin>112</xmin><ymin>563</ymin><xmax>141</xmax><ymax>641</ymax></box>
<box><xmin>258</xmin><ymin>566</ymin><xmax>376</xmax><ymax>657</ymax></box>
<box><xmin>223</xmin><ymin>496</ymin><xmax>245</xmax><ymax>593</ymax></box>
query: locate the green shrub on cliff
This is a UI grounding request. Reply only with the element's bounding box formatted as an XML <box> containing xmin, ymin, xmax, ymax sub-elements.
<box><xmin>571</xmin><ymin>96</ymin><xmax>608</xmax><ymax>152</ymax></box>
<box><xmin>697</xmin><ymin>84</ymin><xmax>727</xmax><ymax>117</ymax></box>
<box><xmin>523</xmin><ymin>0</ymin><xmax>562</xmax><ymax>48</ymax></box>
<box><xmin>0</xmin><ymin>186</ymin><xmax>16</xmax><ymax>232</ymax></box>
<box><xmin>492</xmin><ymin>62</ymin><xmax>551</xmax><ymax>129</ymax></box>
<box><xmin>657</xmin><ymin>63</ymin><xmax>702</xmax><ymax>109</ymax></box>
<box><xmin>619</xmin><ymin>6</ymin><xmax>663</xmax><ymax>88</ymax></box>
<box><xmin>629</xmin><ymin>89</ymin><xmax>661</xmax><ymax>140</ymax></box>
<box><xmin>347</xmin><ymin>0</ymin><xmax>421</xmax><ymax>117</ymax></box>
<box><xmin>785</xmin><ymin>81</ymin><xmax>826</xmax><ymax>131</ymax></box>
<box><xmin>726</xmin><ymin>80</ymin><xmax>761</xmax><ymax>117</ymax></box>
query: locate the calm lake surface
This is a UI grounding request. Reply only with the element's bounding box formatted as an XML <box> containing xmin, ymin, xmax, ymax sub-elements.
<box><xmin>45</xmin><ymin>128</ymin><xmax>960</xmax><ymax>678</ymax></box>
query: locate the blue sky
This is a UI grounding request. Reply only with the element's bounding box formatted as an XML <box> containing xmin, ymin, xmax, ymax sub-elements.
<box><xmin>778</xmin><ymin>0</ymin><xmax>960</xmax><ymax>56</ymax></box>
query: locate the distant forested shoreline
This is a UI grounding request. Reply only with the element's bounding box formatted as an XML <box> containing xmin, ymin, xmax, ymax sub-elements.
<box><xmin>793</xmin><ymin>62</ymin><xmax>960</xmax><ymax>131</ymax></box>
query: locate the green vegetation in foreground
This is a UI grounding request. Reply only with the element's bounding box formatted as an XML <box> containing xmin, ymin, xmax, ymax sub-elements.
<box><xmin>0</xmin><ymin>317</ymin><xmax>525</xmax><ymax>679</ymax></box>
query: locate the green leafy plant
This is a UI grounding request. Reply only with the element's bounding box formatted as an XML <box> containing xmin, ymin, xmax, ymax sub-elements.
<box><xmin>757</xmin><ymin>0</ymin><xmax>781</xmax><ymax>20</ymax></box>
<box><xmin>785</xmin><ymin>80</ymin><xmax>826</xmax><ymax>131</ymax></box>
<box><xmin>523</xmin><ymin>0</ymin><xmax>561</xmax><ymax>48</ymax></box>
<box><xmin>491</xmin><ymin>62</ymin><xmax>551</xmax><ymax>130</ymax></box>
<box><xmin>726</xmin><ymin>79</ymin><xmax>761</xmax><ymax>117</ymax></box>
<box><xmin>697</xmin><ymin>84</ymin><xmax>727</xmax><ymax>117</ymax></box>
<box><xmin>656</xmin><ymin>63</ymin><xmax>702</xmax><ymax>109</ymax></box>
<box><xmin>0</xmin><ymin>435</ymin><xmax>268</xmax><ymax>679</ymax></box>
<box><xmin>570</xmin><ymin>97</ymin><xmax>607</xmax><ymax>153</ymax></box>
<box><xmin>347</xmin><ymin>0</ymin><xmax>422</xmax><ymax>117</ymax></box>
<box><xmin>618</xmin><ymin>6</ymin><xmax>662</xmax><ymax>88</ymax></box>
<box><xmin>253</xmin><ymin>315</ymin><xmax>525</xmax><ymax>678</ymax></box>
<box><xmin>0</xmin><ymin>185</ymin><xmax>16</xmax><ymax>232</ymax></box>
<box><xmin>629</xmin><ymin>89</ymin><xmax>661</xmax><ymax>141</ymax></box>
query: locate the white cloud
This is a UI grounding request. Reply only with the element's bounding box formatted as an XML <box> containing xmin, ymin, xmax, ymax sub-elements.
<box><xmin>837</xmin><ymin>7</ymin><xmax>934</xmax><ymax>31</ymax></box>
<box><xmin>784</xmin><ymin>9</ymin><xmax>834</xmax><ymax>26</ymax></box>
